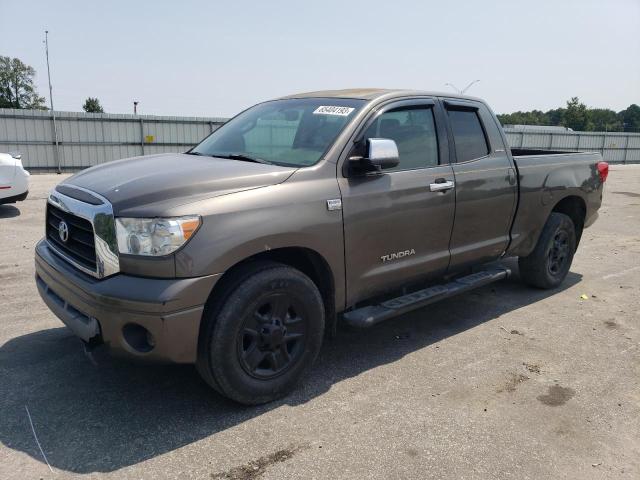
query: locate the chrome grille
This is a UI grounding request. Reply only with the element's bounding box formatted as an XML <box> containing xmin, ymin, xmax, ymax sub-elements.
<box><xmin>45</xmin><ymin>185</ymin><xmax>120</xmax><ymax>279</ymax></box>
<box><xmin>46</xmin><ymin>203</ymin><xmax>97</xmax><ymax>271</ymax></box>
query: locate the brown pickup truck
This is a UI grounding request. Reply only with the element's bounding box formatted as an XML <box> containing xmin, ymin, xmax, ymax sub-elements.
<box><xmin>35</xmin><ymin>89</ymin><xmax>608</xmax><ymax>404</ymax></box>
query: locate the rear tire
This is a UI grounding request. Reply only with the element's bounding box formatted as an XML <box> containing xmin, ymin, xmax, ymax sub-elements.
<box><xmin>518</xmin><ymin>212</ymin><xmax>577</xmax><ymax>289</ymax></box>
<box><xmin>196</xmin><ymin>262</ymin><xmax>325</xmax><ymax>405</ymax></box>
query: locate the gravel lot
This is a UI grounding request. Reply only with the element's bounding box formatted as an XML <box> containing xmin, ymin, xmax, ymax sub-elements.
<box><xmin>1</xmin><ymin>167</ymin><xmax>639</xmax><ymax>479</ymax></box>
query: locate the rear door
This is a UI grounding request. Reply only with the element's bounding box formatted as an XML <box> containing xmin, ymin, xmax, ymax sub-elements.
<box><xmin>339</xmin><ymin>98</ymin><xmax>456</xmax><ymax>305</ymax></box>
<box><xmin>443</xmin><ymin>99</ymin><xmax>517</xmax><ymax>270</ymax></box>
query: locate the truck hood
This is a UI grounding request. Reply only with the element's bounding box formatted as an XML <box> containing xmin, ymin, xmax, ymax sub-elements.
<box><xmin>62</xmin><ymin>153</ymin><xmax>297</xmax><ymax>215</ymax></box>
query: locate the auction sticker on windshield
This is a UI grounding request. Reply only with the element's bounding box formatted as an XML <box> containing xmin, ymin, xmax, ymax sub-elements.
<box><xmin>313</xmin><ymin>106</ymin><xmax>355</xmax><ymax>116</ymax></box>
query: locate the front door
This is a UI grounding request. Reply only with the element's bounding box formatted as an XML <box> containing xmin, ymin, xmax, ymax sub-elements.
<box><xmin>339</xmin><ymin>99</ymin><xmax>456</xmax><ymax>306</ymax></box>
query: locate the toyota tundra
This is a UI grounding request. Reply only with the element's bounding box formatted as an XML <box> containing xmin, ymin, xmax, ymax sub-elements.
<box><xmin>35</xmin><ymin>89</ymin><xmax>608</xmax><ymax>404</ymax></box>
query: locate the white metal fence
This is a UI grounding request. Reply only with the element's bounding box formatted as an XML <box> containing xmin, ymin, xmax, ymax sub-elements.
<box><xmin>0</xmin><ymin>109</ymin><xmax>227</xmax><ymax>170</ymax></box>
<box><xmin>503</xmin><ymin>128</ymin><xmax>640</xmax><ymax>163</ymax></box>
<box><xmin>1</xmin><ymin>108</ymin><xmax>638</xmax><ymax>170</ymax></box>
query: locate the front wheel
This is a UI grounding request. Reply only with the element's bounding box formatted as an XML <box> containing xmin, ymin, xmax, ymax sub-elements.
<box><xmin>197</xmin><ymin>262</ymin><xmax>325</xmax><ymax>405</ymax></box>
<box><xmin>518</xmin><ymin>212</ymin><xmax>577</xmax><ymax>289</ymax></box>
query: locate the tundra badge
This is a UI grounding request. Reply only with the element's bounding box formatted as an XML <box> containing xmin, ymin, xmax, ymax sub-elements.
<box><xmin>381</xmin><ymin>249</ymin><xmax>416</xmax><ymax>263</ymax></box>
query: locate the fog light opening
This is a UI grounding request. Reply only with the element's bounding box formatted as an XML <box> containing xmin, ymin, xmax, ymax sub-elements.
<box><xmin>122</xmin><ymin>323</ymin><xmax>155</xmax><ymax>353</ymax></box>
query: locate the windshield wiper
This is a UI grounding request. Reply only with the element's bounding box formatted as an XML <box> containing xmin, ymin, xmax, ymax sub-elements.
<box><xmin>184</xmin><ymin>150</ymin><xmax>205</xmax><ymax>156</ymax></box>
<box><xmin>217</xmin><ymin>153</ymin><xmax>272</xmax><ymax>165</ymax></box>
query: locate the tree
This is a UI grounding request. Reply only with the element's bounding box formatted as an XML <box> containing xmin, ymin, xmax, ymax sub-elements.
<box><xmin>0</xmin><ymin>56</ymin><xmax>46</xmax><ymax>109</ymax></box>
<box><xmin>497</xmin><ymin>110</ymin><xmax>550</xmax><ymax>126</ymax></box>
<box><xmin>546</xmin><ymin>108</ymin><xmax>565</xmax><ymax>127</ymax></box>
<box><xmin>619</xmin><ymin>104</ymin><xmax>640</xmax><ymax>132</ymax></box>
<box><xmin>497</xmin><ymin>100</ymin><xmax>638</xmax><ymax>133</ymax></box>
<box><xmin>82</xmin><ymin>97</ymin><xmax>104</xmax><ymax>113</ymax></box>
<box><xmin>589</xmin><ymin>108</ymin><xmax>622</xmax><ymax>131</ymax></box>
<box><xmin>563</xmin><ymin>97</ymin><xmax>591</xmax><ymax>131</ymax></box>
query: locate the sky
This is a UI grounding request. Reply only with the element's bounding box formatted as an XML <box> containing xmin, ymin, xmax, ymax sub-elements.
<box><xmin>1</xmin><ymin>0</ymin><xmax>639</xmax><ymax>117</ymax></box>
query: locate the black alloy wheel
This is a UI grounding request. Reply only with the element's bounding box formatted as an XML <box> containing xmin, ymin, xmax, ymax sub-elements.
<box><xmin>237</xmin><ymin>293</ymin><xmax>307</xmax><ymax>379</ymax></box>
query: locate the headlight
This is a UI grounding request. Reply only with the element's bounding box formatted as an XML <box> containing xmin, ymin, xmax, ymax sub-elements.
<box><xmin>115</xmin><ymin>216</ymin><xmax>201</xmax><ymax>256</ymax></box>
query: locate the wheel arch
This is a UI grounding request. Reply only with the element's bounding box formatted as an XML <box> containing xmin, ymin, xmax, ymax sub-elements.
<box><xmin>201</xmin><ymin>246</ymin><xmax>337</xmax><ymax>339</ymax></box>
<box><xmin>551</xmin><ymin>195</ymin><xmax>586</xmax><ymax>246</ymax></box>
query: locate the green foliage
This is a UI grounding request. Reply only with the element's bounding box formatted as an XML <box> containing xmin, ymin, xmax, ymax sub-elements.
<box><xmin>0</xmin><ymin>56</ymin><xmax>46</xmax><ymax>109</ymax></box>
<box><xmin>563</xmin><ymin>97</ymin><xmax>590</xmax><ymax>131</ymax></box>
<box><xmin>589</xmin><ymin>108</ymin><xmax>622</xmax><ymax>131</ymax></box>
<box><xmin>82</xmin><ymin>97</ymin><xmax>104</xmax><ymax>113</ymax></box>
<box><xmin>497</xmin><ymin>109</ymin><xmax>554</xmax><ymax>126</ymax></box>
<box><xmin>619</xmin><ymin>104</ymin><xmax>640</xmax><ymax>131</ymax></box>
<box><xmin>497</xmin><ymin>97</ymin><xmax>639</xmax><ymax>132</ymax></box>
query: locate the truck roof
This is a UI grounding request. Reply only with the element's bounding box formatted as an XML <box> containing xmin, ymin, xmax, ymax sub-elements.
<box><xmin>279</xmin><ymin>88</ymin><xmax>482</xmax><ymax>102</ymax></box>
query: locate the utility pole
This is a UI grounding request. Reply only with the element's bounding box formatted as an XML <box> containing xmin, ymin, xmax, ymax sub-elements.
<box><xmin>44</xmin><ymin>30</ymin><xmax>61</xmax><ymax>174</ymax></box>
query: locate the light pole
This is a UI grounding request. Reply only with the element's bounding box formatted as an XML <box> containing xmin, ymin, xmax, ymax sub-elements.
<box><xmin>133</xmin><ymin>101</ymin><xmax>139</xmax><ymax>115</ymax></box>
<box><xmin>44</xmin><ymin>30</ymin><xmax>61</xmax><ymax>173</ymax></box>
<box><xmin>445</xmin><ymin>80</ymin><xmax>481</xmax><ymax>95</ymax></box>
<box><xmin>445</xmin><ymin>83</ymin><xmax>461</xmax><ymax>94</ymax></box>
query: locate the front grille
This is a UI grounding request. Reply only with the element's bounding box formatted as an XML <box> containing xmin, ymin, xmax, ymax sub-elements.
<box><xmin>46</xmin><ymin>203</ymin><xmax>97</xmax><ymax>271</ymax></box>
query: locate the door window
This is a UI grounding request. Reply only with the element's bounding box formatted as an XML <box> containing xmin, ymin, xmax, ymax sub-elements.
<box><xmin>447</xmin><ymin>109</ymin><xmax>490</xmax><ymax>162</ymax></box>
<box><xmin>363</xmin><ymin>106</ymin><xmax>439</xmax><ymax>171</ymax></box>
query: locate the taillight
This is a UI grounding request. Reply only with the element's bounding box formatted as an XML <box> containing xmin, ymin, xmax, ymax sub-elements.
<box><xmin>597</xmin><ymin>161</ymin><xmax>609</xmax><ymax>183</ymax></box>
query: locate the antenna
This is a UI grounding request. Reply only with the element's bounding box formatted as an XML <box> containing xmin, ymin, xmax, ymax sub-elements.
<box><xmin>44</xmin><ymin>30</ymin><xmax>61</xmax><ymax>174</ymax></box>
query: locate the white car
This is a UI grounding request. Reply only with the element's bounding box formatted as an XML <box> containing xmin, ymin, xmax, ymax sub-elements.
<box><xmin>0</xmin><ymin>152</ymin><xmax>30</xmax><ymax>204</ymax></box>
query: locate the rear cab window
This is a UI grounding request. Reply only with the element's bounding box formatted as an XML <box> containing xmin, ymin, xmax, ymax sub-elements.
<box><xmin>446</xmin><ymin>108</ymin><xmax>490</xmax><ymax>162</ymax></box>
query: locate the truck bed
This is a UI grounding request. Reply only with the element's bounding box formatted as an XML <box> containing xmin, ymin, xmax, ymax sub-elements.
<box><xmin>510</xmin><ymin>148</ymin><xmax>583</xmax><ymax>157</ymax></box>
<box><xmin>507</xmin><ymin>150</ymin><xmax>604</xmax><ymax>257</ymax></box>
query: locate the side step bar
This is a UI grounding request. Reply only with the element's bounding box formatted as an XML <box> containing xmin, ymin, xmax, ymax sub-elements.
<box><xmin>342</xmin><ymin>267</ymin><xmax>511</xmax><ymax>328</ymax></box>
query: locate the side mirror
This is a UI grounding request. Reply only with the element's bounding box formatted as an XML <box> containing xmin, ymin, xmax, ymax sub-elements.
<box><xmin>348</xmin><ymin>138</ymin><xmax>399</xmax><ymax>174</ymax></box>
<box><xmin>9</xmin><ymin>151</ymin><xmax>22</xmax><ymax>160</ymax></box>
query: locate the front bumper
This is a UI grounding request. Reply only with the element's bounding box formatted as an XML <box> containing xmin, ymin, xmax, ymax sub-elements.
<box><xmin>35</xmin><ymin>239</ymin><xmax>220</xmax><ymax>363</ymax></box>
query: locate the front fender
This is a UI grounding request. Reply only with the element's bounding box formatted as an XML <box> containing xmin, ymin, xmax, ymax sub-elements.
<box><xmin>174</xmin><ymin>169</ymin><xmax>345</xmax><ymax>307</ymax></box>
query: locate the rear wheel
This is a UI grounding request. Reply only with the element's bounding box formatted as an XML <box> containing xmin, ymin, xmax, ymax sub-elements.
<box><xmin>518</xmin><ymin>212</ymin><xmax>577</xmax><ymax>289</ymax></box>
<box><xmin>197</xmin><ymin>262</ymin><xmax>324</xmax><ymax>405</ymax></box>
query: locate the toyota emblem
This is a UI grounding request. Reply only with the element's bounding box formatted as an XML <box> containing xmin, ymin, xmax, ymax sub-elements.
<box><xmin>58</xmin><ymin>220</ymin><xmax>69</xmax><ymax>243</ymax></box>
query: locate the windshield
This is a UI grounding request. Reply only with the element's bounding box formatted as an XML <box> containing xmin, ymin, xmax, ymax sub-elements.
<box><xmin>190</xmin><ymin>98</ymin><xmax>366</xmax><ymax>167</ymax></box>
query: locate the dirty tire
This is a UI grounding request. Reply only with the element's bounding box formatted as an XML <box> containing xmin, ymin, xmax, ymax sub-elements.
<box><xmin>196</xmin><ymin>261</ymin><xmax>324</xmax><ymax>405</ymax></box>
<box><xmin>519</xmin><ymin>212</ymin><xmax>576</xmax><ymax>289</ymax></box>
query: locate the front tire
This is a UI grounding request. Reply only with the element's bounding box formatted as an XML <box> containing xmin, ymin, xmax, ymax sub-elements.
<box><xmin>518</xmin><ymin>212</ymin><xmax>577</xmax><ymax>289</ymax></box>
<box><xmin>197</xmin><ymin>262</ymin><xmax>325</xmax><ymax>405</ymax></box>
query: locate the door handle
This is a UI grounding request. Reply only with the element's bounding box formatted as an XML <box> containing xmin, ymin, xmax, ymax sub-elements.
<box><xmin>429</xmin><ymin>180</ymin><xmax>455</xmax><ymax>192</ymax></box>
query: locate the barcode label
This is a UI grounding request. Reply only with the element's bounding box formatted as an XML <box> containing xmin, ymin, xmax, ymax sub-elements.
<box><xmin>313</xmin><ymin>106</ymin><xmax>355</xmax><ymax>116</ymax></box>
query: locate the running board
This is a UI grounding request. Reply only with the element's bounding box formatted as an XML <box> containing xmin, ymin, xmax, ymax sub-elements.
<box><xmin>342</xmin><ymin>267</ymin><xmax>511</xmax><ymax>328</ymax></box>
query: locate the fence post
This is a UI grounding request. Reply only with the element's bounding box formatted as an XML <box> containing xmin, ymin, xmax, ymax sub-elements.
<box><xmin>623</xmin><ymin>135</ymin><xmax>629</xmax><ymax>164</ymax></box>
<box><xmin>139</xmin><ymin>117</ymin><xmax>145</xmax><ymax>156</ymax></box>
<box><xmin>209</xmin><ymin>121</ymin><xmax>214</xmax><ymax>133</ymax></box>
<box><xmin>51</xmin><ymin>112</ymin><xmax>61</xmax><ymax>173</ymax></box>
